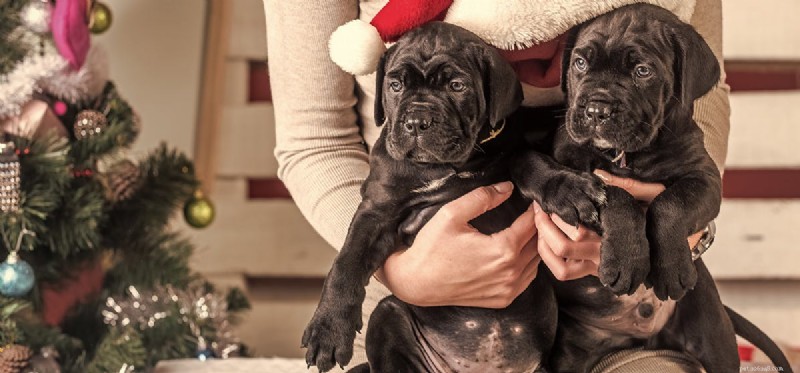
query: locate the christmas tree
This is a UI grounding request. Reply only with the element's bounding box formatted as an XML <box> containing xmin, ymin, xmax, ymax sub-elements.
<box><xmin>0</xmin><ymin>1</ymin><xmax>249</xmax><ymax>371</ymax></box>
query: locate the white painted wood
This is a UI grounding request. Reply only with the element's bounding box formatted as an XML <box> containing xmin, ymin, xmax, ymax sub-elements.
<box><xmin>217</xmin><ymin>105</ymin><xmax>278</xmax><ymax>177</ymax></box>
<box><xmin>224</xmin><ymin>60</ymin><xmax>249</xmax><ymax>105</ymax></box>
<box><xmin>726</xmin><ymin>92</ymin><xmax>800</xmax><ymax>168</ymax></box>
<box><xmin>229</xmin><ymin>0</ymin><xmax>268</xmax><ymax>59</ymax></box>
<box><xmin>705</xmin><ymin>200</ymin><xmax>800</xmax><ymax>279</ymax></box>
<box><xmin>186</xmin><ymin>187</ymin><xmax>335</xmax><ymax>277</ymax></box>
<box><xmin>722</xmin><ymin>0</ymin><xmax>800</xmax><ymax>60</ymax></box>
<box><xmin>717</xmin><ymin>280</ymin><xmax>800</xmax><ymax>348</ymax></box>
<box><xmin>96</xmin><ymin>0</ymin><xmax>206</xmax><ymax>158</ymax></box>
<box><xmin>235</xmin><ymin>282</ymin><xmax>321</xmax><ymax>359</ymax></box>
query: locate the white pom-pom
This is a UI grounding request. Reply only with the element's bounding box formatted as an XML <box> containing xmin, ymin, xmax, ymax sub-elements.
<box><xmin>20</xmin><ymin>0</ymin><xmax>52</xmax><ymax>34</ymax></box>
<box><xmin>329</xmin><ymin>19</ymin><xmax>386</xmax><ymax>76</ymax></box>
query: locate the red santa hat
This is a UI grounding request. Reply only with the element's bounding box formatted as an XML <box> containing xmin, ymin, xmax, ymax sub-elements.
<box><xmin>329</xmin><ymin>0</ymin><xmax>696</xmax><ymax>76</ymax></box>
<box><xmin>329</xmin><ymin>0</ymin><xmax>453</xmax><ymax>75</ymax></box>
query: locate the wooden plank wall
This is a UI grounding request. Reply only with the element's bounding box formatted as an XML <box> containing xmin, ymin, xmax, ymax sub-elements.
<box><xmin>190</xmin><ymin>0</ymin><xmax>800</xmax><ymax>358</ymax></box>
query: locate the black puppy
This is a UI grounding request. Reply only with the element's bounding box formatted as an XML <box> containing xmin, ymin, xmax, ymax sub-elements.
<box><xmin>512</xmin><ymin>4</ymin><xmax>792</xmax><ymax>372</ymax></box>
<box><xmin>303</xmin><ymin>22</ymin><xmax>557</xmax><ymax>372</ymax></box>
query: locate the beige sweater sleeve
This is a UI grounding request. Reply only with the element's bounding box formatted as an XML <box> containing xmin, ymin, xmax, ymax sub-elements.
<box><xmin>265</xmin><ymin>0</ymin><xmax>366</xmax><ymax>250</ymax></box>
<box><xmin>691</xmin><ymin>0</ymin><xmax>731</xmax><ymax>174</ymax></box>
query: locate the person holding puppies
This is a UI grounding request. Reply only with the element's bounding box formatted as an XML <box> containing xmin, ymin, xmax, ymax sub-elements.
<box><xmin>264</xmin><ymin>0</ymin><xmax>730</xmax><ymax>371</ymax></box>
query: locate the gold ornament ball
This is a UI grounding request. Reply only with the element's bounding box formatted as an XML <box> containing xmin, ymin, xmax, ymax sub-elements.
<box><xmin>89</xmin><ymin>2</ymin><xmax>112</xmax><ymax>34</ymax></box>
<box><xmin>184</xmin><ymin>192</ymin><xmax>215</xmax><ymax>228</ymax></box>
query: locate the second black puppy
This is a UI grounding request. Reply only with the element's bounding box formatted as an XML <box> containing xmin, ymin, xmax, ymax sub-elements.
<box><xmin>513</xmin><ymin>4</ymin><xmax>792</xmax><ymax>372</ymax></box>
<box><xmin>303</xmin><ymin>22</ymin><xmax>557</xmax><ymax>372</ymax></box>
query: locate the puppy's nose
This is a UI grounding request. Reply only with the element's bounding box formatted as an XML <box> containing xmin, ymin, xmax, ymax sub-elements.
<box><xmin>403</xmin><ymin>113</ymin><xmax>433</xmax><ymax>134</ymax></box>
<box><xmin>585</xmin><ymin>101</ymin><xmax>613</xmax><ymax>123</ymax></box>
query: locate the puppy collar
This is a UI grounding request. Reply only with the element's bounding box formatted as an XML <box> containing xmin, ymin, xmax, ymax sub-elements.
<box><xmin>479</xmin><ymin>119</ymin><xmax>506</xmax><ymax>144</ymax></box>
<box><xmin>610</xmin><ymin>149</ymin><xmax>628</xmax><ymax>169</ymax></box>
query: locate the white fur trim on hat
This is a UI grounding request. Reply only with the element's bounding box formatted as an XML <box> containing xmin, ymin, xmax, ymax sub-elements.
<box><xmin>329</xmin><ymin>19</ymin><xmax>387</xmax><ymax>75</ymax></box>
<box><xmin>444</xmin><ymin>0</ymin><xmax>696</xmax><ymax>50</ymax></box>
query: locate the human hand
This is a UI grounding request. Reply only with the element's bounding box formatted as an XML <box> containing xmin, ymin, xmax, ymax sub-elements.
<box><xmin>534</xmin><ymin>170</ymin><xmax>706</xmax><ymax>282</ymax></box>
<box><xmin>375</xmin><ymin>181</ymin><xmax>541</xmax><ymax>309</ymax></box>
<box><xmin>592</xmin><ymin>170</ymin><xmax>704</xmax><ymax>248</ymax></box>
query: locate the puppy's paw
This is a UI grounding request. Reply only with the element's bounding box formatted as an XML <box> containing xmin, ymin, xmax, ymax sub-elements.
<box><xmin>648</xmin><ymin>251</ymin><xmax>697</xmax><ymax>301</ymax></box>
<box><xmin>541</xmin><ymin>172</ymin><xmax>606</xmax><ymax>230</ymax></box>
<box><xmin>302</xmin><ymin>306</ymin><xmax>363</xmax><ymax>372</ymax></box>
<box><xmin>598</xmin><ymin>232</ymin><xmax>650</xmax><ymax>296</ymax></box>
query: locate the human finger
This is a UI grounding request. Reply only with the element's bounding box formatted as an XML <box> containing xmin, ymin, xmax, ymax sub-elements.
<box><xmin>538</xmin><ymin>232</ymin><xmax>598</xmax><ymax>281</ymax></box>
<box><xmin>438</xmin><ymin>182</ymin><xmax>514</xmax><ymax>225</ymax></box>
<box><xmin>494</xmin><ymin>203</ymin><xmax>538</xmax><ymax>250</ymax></box>
<box><xmin>594</xmin><ymin>169</ymin><xmax>666</xmax><ymax>203</ymax></box>
<box><xmin>551</xmin><ymin>213</ymin><xmax>602</xmax><ymax>242</ymax></box>
<box><xmin>534</xmin><ymin>206</ymin><xmax>601</xmax><ymax>261</ymax></box>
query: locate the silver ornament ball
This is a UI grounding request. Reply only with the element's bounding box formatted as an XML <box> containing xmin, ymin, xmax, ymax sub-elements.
<box><xmin>20</xmin><ymin>0</ymin><xmax>52</xmax><ymax>34</ymax></box>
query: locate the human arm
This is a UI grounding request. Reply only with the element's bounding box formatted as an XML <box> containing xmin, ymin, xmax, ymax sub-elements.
<box><xmin>691</xmin><ymin>0</ymin><xmax>730</xmax><ymax>174</ymax></box>
<box><xmin>265</xmin><ymin>0</ymin><xmax>367</xmax><ymax>250</ymax></box>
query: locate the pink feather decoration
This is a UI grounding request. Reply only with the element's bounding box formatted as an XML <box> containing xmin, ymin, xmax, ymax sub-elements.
<box><xmin>50</xmin><ymin>0</ymin><xmax>91</xmax><ymax>70</ymax></box>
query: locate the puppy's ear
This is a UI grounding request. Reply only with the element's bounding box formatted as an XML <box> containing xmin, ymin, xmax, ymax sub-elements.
<box><xmin>373</xmin><ymin>45</ymin><xmax>396</xmax><ymax>127</ymax></box>
<box><xmin>483</xmin><ymin>46</ymin><xmax>523</xmax><ymax>128</ymax></box>
<box><xmin>672</xmin><ymin>24</ymin><xmax>721</xmax><ymax>106</ymax></box>
<box><xmin>560</xmin><ymin>27</ymin><xmax>581</xmax><ymax>94</ymax></box>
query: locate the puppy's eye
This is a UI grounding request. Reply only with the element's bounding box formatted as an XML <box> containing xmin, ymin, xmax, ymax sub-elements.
<box><xmin>449</xmin><ymin>80</ymin><xmax>466</xmax><ymax>92</ymax></box>
<box><xmin>389</xmin><ymin>81</ymin><xmax>403</xmax><ymax>92</ymax></box>
<box><xmin>573</xmin><ymin>57</ymin><xmax>588</xmax><ymax>72</ymax></box>
<box><xmin>635</xmin><ymin>65</ymin><xmax>652</xmax><ymax>78</ymax></box>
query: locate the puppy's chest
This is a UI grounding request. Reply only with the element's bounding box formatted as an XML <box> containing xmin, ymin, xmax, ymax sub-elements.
<box><xmin>567</xmin><ymin>148</ymin><xmax>673</xmax><ymax>184</ymax></box>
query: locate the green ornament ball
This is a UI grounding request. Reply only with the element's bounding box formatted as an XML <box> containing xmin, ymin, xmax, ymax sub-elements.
<box><xmin>184</xmin><ymin>191</ymin><xmax>215</xmax><ymax>228</ymax></box>
<box><xmin>89</xmin><ymin>2</ymin><xmax>112</xmax><ymax>34</ymax></box>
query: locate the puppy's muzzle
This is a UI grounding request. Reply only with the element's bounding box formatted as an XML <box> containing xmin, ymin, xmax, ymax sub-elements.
<box><xmin>584</xmin><ymin>100</ymin><xmax>614</xmax><ymax>125</ymax></box>
<box><xmin>402</xmin><ymin>111</ymin><xmax>434</xmax><ymax>134</ymax></box>
<box><xmin>400</xmin><ymin>104</ymin><xmax>441</xmax><ymax>135</ymax></box>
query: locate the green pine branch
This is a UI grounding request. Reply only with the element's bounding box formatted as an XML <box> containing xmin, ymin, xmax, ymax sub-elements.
<box><xmin>103</xmin><ymin>144</ymin><xmax>197</xmax><ymax>247</ymax></box>
<box><xmin>0</xmin><ymin>135</ymin><xmax>70</xmax><ymax>255</ymax></box>
<box><xmin>69</xmin><ymin>83</ymin><xmax>140</xmax><ymax>165</ymax></box>
<box><xmin>0</xmin><ymin>0</ymin><xmax>28</xmax><ymax>76</ymax></box>
<box><xmin>85</xmin><ymin>329</ymin><xmax>146</xmax><ymax>373</ymax></box>
<box><xmin>45</xmin><ymin>178</ymin><xmax>106</xmax><ymax>257</ymax></box>
<box><xmin>105</xmin><ymin>231</ymin><xmax>196</xmax><ymax>294</ymax></box>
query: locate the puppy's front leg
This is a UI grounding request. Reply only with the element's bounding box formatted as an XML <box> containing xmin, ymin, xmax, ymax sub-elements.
<box><xmin>514</xmin><ymin>149</ymin><xmax>648</xmax><ymax>295</ymax></box>
<box><xmin>303</xmin><ymin>200</ymin><xmax>402</xmax><ymax>372</ymax></box>
<box><xmin>647</xmin><ymin>173</ymin><xmax>721</xmax><ymax>301</ymax></box>
<box><xmin>598</xmin><ymin>187</ymin><xmax>650</xmax><ymax>295</ymax></box>
<box><xmin>511</xmin><ymin>150</ymin><xmax>606</xmax><ymax>231</ymax></box>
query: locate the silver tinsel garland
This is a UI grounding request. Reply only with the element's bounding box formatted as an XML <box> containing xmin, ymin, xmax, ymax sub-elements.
<box><xmin>0</xmin><ymin>53</ymin><xmax>65</xmax><ymax>119</ymax></box>
<box><xmin>1</xmin><ymin>18</ymin><xmax>109</xmax><ymax>119</ymax></box>
<box><xmin>102</xmin><ymin>284</ymin><xmax>242</xmax><ymax>360</ymax></box>
<box><xmin>39</xmin><ymin>46</ymin><xmax>109</xmax><ymax>103</ymax></box>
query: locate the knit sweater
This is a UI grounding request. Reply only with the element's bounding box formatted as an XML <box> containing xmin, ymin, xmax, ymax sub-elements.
<box><xmin>264</xmin><ymin>1</ymin><xmax>729</xmax><ymax>370</ymax></box>
<box><xmin>265</xmin><ymin>0</ymin><xmax>729</xmax><ymax>252</ymax></box>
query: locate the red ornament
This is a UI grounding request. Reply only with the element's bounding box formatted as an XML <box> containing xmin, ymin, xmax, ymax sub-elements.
<box><xmin>41</xmin><ymin>258</ymin><xmax>105</xmax><ymax>326</ymax></box>
<box><xmin>53</xmin><ymin>101</ymin><xmax>68</xmax><ymax>115</ymax></box>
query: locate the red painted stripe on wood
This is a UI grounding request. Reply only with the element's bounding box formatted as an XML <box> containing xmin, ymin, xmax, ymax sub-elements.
<box><xmin>727</xmin><ymin>70</ymin><xmax>800</xmax><ymax>92</ymax></box>
<box><xmin>248</xmin><ymin>178</ymin><xmax>291</xmax><ymax>199</ymax></box>
<box><xmin>723</xmin><ymin>168</ymin><xmax>800</xmax><ymax>199</ymax></box>
<box><xmin>725</xmin><ymin>60</ymin><xmax>800</xmax><ymax>92</ymax></box>
<box><xmin>247</xmin><ymin>169</ymin><xmax>800</xmax><ymax>200</ymax></box>
<box><xmin>248</xmin><ymin>60</ymin><xmax>272</xmax><ymax>102</ymax></box>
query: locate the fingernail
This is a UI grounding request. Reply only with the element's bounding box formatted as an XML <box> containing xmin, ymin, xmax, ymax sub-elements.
<box><xmin>533</xmin><ymin>201</ymin><xmax>541</xmax><ymax>214</ymax></box>
<box><xmin>492</xmin><ymin>181</ymin><xmax>513</xmax><ymax>193</ymax></box>
<box><xmin>593</xmin><ymin>169</ymin><xmax>611</xmax><ymax>183</ymax></box>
